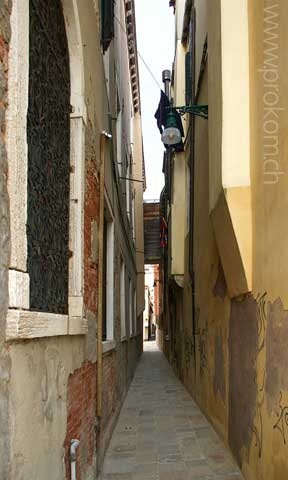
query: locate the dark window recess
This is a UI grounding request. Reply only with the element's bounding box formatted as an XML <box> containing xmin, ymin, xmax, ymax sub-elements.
<box><xmin>102</xmin><ymin>219</ymin><xmax>108</xmax><ymax>341</ymax></box>
<box><xmin>27</xmin><ymin>0</ymin><xmax>70</xmax><ymax>314</ymax></box>
<box><xmin>188</xmin><ymin>8</ymin><xmax>196</xmax><ymax>281</ymax></box>
<box><xmin>185</xmin><ymin>51</ymin><xmax>193</xmax><ymax>106</ymax></box>
<box><xmin>101</xmin><ymin>0</ymin><xmax>115</xmax><ymax>53</ymax></box>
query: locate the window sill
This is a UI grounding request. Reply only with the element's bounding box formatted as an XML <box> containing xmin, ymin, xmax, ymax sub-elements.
<box><xmin>102</xmin><ymin>340</ymin><xmax>116</xmax><ymax>354</ymax></box>
<box><xmin>6</xmin><ymin>309</ymin><xmax>88</xmax><ymax>341</ymax></box>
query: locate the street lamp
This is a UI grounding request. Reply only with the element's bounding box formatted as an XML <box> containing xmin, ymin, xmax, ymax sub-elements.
<box><xmin>161</xmin><ymin>111</ymin><xmax>182</xmax><ymax>146</ymax></box>
<box><xmin>161</xmin><ymin>105</ymin><xmax>208</xmax><ymax>147</ymax></box>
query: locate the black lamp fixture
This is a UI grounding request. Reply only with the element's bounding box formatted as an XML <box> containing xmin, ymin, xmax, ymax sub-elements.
<box><xmin>161</xmin><ymin>111</ymin><xmax>182</xmax><ymax>146</ymax></box>
<box><xmin>161</xmin><ymin>105</ymin><xmax>208</xmax><ymax>147</ymax></box>
<box><xmin>160</xmin><ymin>69</ymin><xmax>208</xmax><ymax>147</ymax></box>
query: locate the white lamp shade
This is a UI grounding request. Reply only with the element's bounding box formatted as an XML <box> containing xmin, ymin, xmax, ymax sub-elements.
<box><xmin>161</xmin><ymin>127</ymin><xmax>182</xmax><ymax>146</ymax></box>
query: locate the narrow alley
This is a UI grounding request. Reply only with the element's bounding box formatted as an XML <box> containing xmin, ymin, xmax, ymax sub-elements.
<box><xmin>102</xmin><ymin>342</ymin><xmax>243</xmax><ymax>480</ymax></box>
<box><xmin>1</xmin><ymin>0</ymin><xmax>288</xmax><ymax>479</ymax></box>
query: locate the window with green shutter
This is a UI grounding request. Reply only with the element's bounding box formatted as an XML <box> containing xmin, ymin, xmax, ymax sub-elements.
<box><xmin>101</xmin><ymin>0</ymin><xmax>115</xmax><ymax>53</ymax></box>
<box><xmin>185</xmin><ymin>51</ymin><xmax>193</xmax><ymax>106</ymax></box>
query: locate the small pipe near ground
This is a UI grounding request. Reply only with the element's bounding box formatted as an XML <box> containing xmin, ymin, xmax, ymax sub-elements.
<box><xmin>97</xmin><ymin>131</ymin><xmax>112</xmax><ymax>421</ymax></box>
<box><xmin>70</xmin><ymin>439</ymin><xmax>80</xmax><ymax>480</ymax></box>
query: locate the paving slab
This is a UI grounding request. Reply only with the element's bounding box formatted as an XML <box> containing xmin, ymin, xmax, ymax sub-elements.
<box><xmin>101</xmin><ymin>342</ymin><xmax>244</xmax><ymax>480</ymax></box>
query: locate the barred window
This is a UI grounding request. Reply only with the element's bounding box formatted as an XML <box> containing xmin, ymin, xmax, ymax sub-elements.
<box><xmin>27</xmin><ymin>0</ymin><xmax>70</xmax><ymax>314</ymax></box>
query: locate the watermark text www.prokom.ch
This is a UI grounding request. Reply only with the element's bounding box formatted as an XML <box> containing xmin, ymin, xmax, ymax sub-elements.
<box><xmin>260</xmin><ymin>3</ymin><xmax>284</xmax><ymax>184</ymax></box>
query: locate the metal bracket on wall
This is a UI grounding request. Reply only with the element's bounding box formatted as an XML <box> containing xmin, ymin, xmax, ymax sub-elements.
<box><xmin>172</xmin><ymin>105</ymin><xmax>208</xmax><ymax>120</ymax></box>
<box><xmin>119</xmin><ymin>177</ymin><xmax>145</xmax><ymax>183</ymax></box>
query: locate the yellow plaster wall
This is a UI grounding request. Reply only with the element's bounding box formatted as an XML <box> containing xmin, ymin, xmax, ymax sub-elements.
<box><xmin>170</xmin><ymin>1</ymin><xmax>188</xmax><ymax>277</ymax></box>
<box><xmin>209</xmin><ymin>0</ymin><xmax>252</xmax><ymax>297</ymax></box>
<box><xmin>164</xmin><ymin>2</ymin><xmax>288</xmax><ymax>480</ymax></box>
<box><xmin>249</xmin><ymin>0</ymin><xmax>288</xmax><ymax>308</ymax></box>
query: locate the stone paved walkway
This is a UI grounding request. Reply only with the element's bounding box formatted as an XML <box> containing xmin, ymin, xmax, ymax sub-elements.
<box><xmin>101</xmin><ymin>342</ymin><xmax>244</xmax><ymax>480</ymax></box>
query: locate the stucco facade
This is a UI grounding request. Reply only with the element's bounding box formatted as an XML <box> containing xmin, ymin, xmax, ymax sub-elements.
<box><xmin>0</xmin><ymin>0</ymin><xmax>144</xmax><ymax>478</ymax></box>
<box><xmin>158</xmin><ymin>1</ymin><xmax>288</xmax><ymax>479</ymax></box>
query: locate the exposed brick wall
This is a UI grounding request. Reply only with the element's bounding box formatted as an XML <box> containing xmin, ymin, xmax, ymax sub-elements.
<box><xmin>84</xmin><ymin>126</ymin><xmax>100</xmax><ymax>316</ymax></box>
<box><xmin>64</xmin><ymin>361</ymin><xmax>97</xmax><ymax>480</ymax></box>
<box><xmin>102</xmin><ymin>351</ymin><xmax>119</xmax><ymax>431</ymax></box>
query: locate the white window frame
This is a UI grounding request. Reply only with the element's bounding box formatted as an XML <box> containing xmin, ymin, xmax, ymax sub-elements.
<box><xmin>133</xmin><ymin>287</ymin><xmax>137</xmax><ymax>335</ymax></box>
<box><xmin>6</xmin><ymin>0</ymin><xmax>87</xmax><ymax>340</ymax></box>
<box><xmin>103</xmin><ymin>194</ymin><xmax>115</xmax><ymax>341</ymax></box>
<box><xmin>120</xmin><ymin>256</ymin><xmax>126</xmax><ymax>339</ymax></box>
<box><xmin>116</xmin><ymin>113</ymin><xmax>122</xmax><ymax>178</ymax></box>
<box><xmin>126</xmin><ymin>155</ymin><xmax>131</xmax><ymax>222</ymax></box>
<box><xmin>131</xmin><ymin>191</ymin><xmax>136</xmax><ymax>242</ymax></box>
<box><xmin>129</xmin><ymin>277</ymin><xmax>133</xmax><ymax>336</ymax></box>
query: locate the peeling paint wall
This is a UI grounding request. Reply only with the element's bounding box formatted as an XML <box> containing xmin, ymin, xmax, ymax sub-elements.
<box><xmin>0</xmin><ymin>1</ymin><xmax>11</xmax><ymax>477</ymax></box>
<box><xmin>228</xmin><ymin>296</ymin><xmax>258</xmax><ymax>465</ymax></box>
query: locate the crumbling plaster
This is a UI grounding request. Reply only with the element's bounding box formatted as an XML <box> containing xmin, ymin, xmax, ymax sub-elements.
<box><xmin>0</xmin><ymin>1</ymin><xmax>12</xmax><ymax>478</ymax></box>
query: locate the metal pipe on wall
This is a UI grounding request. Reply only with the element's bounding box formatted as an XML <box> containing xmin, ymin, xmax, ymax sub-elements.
<box><xmin>162</xmin><ymin>70</ymin><xmax>171</xmax><ymax>100</ymax></box>
<box><xmin>70</xmin><ymin>439</ymin><xmax>80</xmax><ymax>480</ymax></box>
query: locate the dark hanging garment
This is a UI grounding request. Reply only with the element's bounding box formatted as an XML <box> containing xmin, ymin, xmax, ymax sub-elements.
<box><xmin>154</xmin><ymin>90</ymin><xmax>171</xmax><ymax>134</ymax></box>
<box><xmin>101</xmin><ymin>0</ymin><xmax>114</xmax><ymax>53</ymax></box>
<box><xmin>154</xmin><ymin>90</ymin><xmax>185</xmax><ymax>151</ymax></box>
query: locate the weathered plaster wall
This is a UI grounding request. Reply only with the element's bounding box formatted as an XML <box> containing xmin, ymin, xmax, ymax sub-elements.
<box><xmin>9</xmin><ymin>338</ymin><xmax>87</xmax><ymax>480</ymax></box>
<box><xmin>160</xmin><ymin>1</ymin><xmax>288</xmax><ymax>480</ymax></box>
<box><xmin>0</xmin><ymin>2</ymin><xmax>11</xmax><ymax>477</ymax></box>
<box><xmin>4</xmin><ymin>0</ymin><xmax>143</xmax><ymax>479</ymax></box>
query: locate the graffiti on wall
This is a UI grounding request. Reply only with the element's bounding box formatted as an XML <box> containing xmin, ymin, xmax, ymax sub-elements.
<box><xmin>184</xmin><ymin>328</ymin><xmax>194</xmax><ymax>370</ymax></box>
<box><xmin>228</xmin><ymin>295</ymin><xmax>258</xmax><ymax>466</ymax></box>
<box><xmin>198</xmin><ymin>326</ymin><xmax>207</xmax><ymax>374</ymax></box>
<box><xmin>213</xmin><ymin>329</ymin><xmax>226</xmax><ymax>403</ymax></box>
<box><xmin>273</xmin><ymin>391</ymin><xmax>288</xmax><ymax>445</ymax></box>
<box><xmin>252</xmin><ymin>293</ymin><xmax>267</xmax><ymax>459</ymax></box>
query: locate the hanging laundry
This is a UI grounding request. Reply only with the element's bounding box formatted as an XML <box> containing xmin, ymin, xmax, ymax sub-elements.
<box><xmin>160</xmin><ymin>217</ymin><xmax>168</xmax><ymax>248</ymax></box>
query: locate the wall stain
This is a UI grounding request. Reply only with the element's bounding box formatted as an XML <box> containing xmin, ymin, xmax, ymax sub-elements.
<box><xmin>228</xmin><ymin>294</ymin><xmax>258</xmax><ymax>466</ymax></box>
<box><xmin>213</xmin><ymin>260</ymin><xmax>227</xmax><ymax>300</ymax></box>
<box><xmin>265</xmin><ymin>298</ymin><xmax>288</xmax><ymax>414</ymax></box>
<box><xmin>213</xmin><ymin>329</ymin><xmax>226</xmax><ymax>402</ymax></box>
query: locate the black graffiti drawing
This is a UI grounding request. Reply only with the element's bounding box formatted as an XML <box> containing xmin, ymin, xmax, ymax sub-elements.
<box><xmin>256</xmin><ymin>292</ymin><xmax>267</xmax><ymax>352</ymax></box>
<box><xmin>273</xmin><ymin>391</ymin><xmax>288</xmax><ymax>445</ymax></box>
<box><xmin>184</xmin><ymin>329</ymin><xmax>193</xmax><ymax>369</ymax></box>
<box><xmin>251</xmin><ymin>293</ymin><xmax>267</xmax><ymax>460</ymax></box>
<box><xmin>260</xmin><ymin>370</ymin><xmax>266</xmax><ymax>393</ymax></box>
<box><xmin>198</xmin><ymin>327</ymin><xmax>207</xmax><ymax>373</ymax></box>
<box><xmin>252</xmin><ymin>392</ymin><xmax>265</xmax><ymax>459</ymax></box>
<box><xmin>253</xmin><ymin>405</ymin><xmax>263</xmax><ymax>459</ymax></box>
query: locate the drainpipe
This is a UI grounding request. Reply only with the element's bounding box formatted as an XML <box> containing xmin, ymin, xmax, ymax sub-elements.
<box><xmin>97</xmin><ymin>131</ymin><xmax>112</xmax><ymax>421</ymax></box>
<box><xmin>70</xmin><ymin>439</ymin><xmax>80</xmax><ymax>480</ymax></box>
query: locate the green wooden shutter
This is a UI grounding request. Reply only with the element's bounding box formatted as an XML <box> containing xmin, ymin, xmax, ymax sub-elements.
<box><xmin>185</xmin><ymin>51</ymin><xmax>192</xmax><ymax>106</ymax></box>
<box><xmin>101</xmin><ymin>0</ymin><xmax>114</xmax><ymax>53</ymax></box>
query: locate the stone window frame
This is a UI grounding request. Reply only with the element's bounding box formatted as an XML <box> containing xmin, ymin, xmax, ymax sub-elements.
<box><xmin>128</xmin><ymin>276</ymin><xmax>132</xmax><ymax>336</ymax></box>
<box><xmin>120</xmin><ymin>254</ymin><xmax>126</xmax><ymax>339</ymax></box>
<box><xmin>103</xmin><ymin>191</ymin><xmax>115</xmax><ymax>342</ymax></box>
<box><xmin>6</xmin><ymin>0</ymin><xmax>88</xmax><ymax>340</ymax></box>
